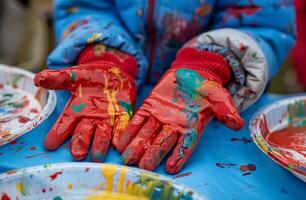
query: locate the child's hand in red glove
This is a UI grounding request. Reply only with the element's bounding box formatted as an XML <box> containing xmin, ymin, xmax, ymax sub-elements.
<box><xmin>34</xmin><ymin>44</ymin><xmax>137</xmax><ymax>162</ymax></box>
<box><xmin>118</xmin><ymin>48</ymin><xmax>244</xmax><ymax>174</ymax></box>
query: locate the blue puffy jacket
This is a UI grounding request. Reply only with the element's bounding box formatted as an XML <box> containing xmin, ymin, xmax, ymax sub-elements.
<box><xmin>49</xmin><ymin>0</ymin><xmax>295</xmax><ymax>110</ymax></box>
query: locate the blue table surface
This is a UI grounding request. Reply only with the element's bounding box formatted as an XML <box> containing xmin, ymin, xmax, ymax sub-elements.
<box><xmin>0</xmin><ymin>85</ymin><xmax>305</xmax><ymax>200</ymax></box>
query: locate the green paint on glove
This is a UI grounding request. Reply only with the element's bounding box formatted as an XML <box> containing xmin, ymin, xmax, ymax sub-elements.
<box><xmin>71</xmin><ymin>103</ymin><xmax>86</xmax><ymax>113</ymax></box>
<box><xmin>118</xmin><ymin>100</ymin><xmax>133</xmax><ymax>117</ymax></box>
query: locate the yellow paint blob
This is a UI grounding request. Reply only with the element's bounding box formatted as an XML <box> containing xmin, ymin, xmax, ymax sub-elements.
<box><xmin>87</xmin><ymin>33</ymin><xmax>102</xmax><ymax>43</ymax></box>
<box><xmin>68</xmin><ymin>183</ymin><xmax>73</xmax><ymax>189</ymax></box>
<box><xmin>84</xmin><ymin>191</ymin><xmax>149</xmax><ymax>200</ymax></box>
<box><xmin>16</xmin><ymin>182</ymin><xmax>26</xmax><ymax>196</ymax></box>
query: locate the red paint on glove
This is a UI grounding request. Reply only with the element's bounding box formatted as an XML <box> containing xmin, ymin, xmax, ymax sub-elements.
<box><xmin>34</xmin><ymin>46</ymin><xmax>137</xmax><ymax>162</ymax></box>
<box><xmin>118</xmin><ymin>48</ymin><xmax>244</xmax><ymax>174</ymax></box>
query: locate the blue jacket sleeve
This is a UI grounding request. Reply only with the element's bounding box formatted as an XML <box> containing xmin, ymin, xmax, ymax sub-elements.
<box><xmin>211</xmin><ymin>0</ymin><xmax>296</xmax><ymax>79</ymax></box>
<box><xmin>49</xmin><ymin>0</ymin><xmax>148</xmax><ymax>86</ymax></box>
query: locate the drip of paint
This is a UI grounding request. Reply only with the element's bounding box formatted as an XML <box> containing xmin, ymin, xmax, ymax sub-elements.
<box><xmin>216</xmin><ymin>163</ymin><xmax>237</xmax><ymax>168</ymax></box>
<box><xmin>101</xmin><ymin>165</ymin><xmax>117</xmax><ymax>192</ymax></box>
<box><xmin>230</xmin><ymin>137</ymin><xmax>252</xmax><ymax>144</ymax></box>
<box><xmin>172</xmin><ymin>171</ymin><xmax>192</xmax><ymax>179</ymax></box>
<box><xmin>98</xmin><ymin>165</ymin><xmax>193</xmax><ymax>200</ymax></box>
<box><xmin>118</xmin><ymin>167</ymin><xmax>127</xmax><ymax>193</ymax></box>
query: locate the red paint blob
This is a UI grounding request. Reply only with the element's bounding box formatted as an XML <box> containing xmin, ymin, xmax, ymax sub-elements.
<box><xmin>30</xmin><ymin>146</ymin><xmax>36</xmax><ymax>150</ymax></box>
<box><xmin>42</xmin><ymin>188</ymin><xmax>46</xmax><ymax>193</ymax></box>
<box><xmin>1</xmin><ymin>193</ymin><xmax>11</xmax><ymax>200</ymax></box>
<box><xmin>30</xmin><ymin>108</ymin><xmax>39</xmax><ymax>113</ymax></box>
<box><xmin>18</xmin><ymin>116</ymin><xmax>30</xmax><ymax>123</ymax></box>
<box><xmin>247</xmin><ymin>164</ymin><xmax>256</xmax><ymax>171</ymax></box>
<box><xmin>9</xmin><ymin>140</ymin><xmax>17</xmax><ymax>145</ymax></box>
<box><xmin>85</xmin><ymin>168</ymin><xmax>90</xmax><ymax>172</ymax></box>
<box><xmin>49</xmin><ymin>171</ymin><xmax>63</xmax><ymax>181</ymax></box>
<box><xmin>240</xmin><ymin>165</ymin><xmax>249</xmax><ymax>172</ymax></box>
<box><xmin>0</xmin><ymin>84</ymin><xmax>3</xmax><ymax>89</ymax></box>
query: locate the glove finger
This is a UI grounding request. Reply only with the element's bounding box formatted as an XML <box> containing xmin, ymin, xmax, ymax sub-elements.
<box><xmin>166</xmin><ymin>129</ymin><xmax>199</xmax><ymax>174</ymax></box>
<box><xmin>34</xmin><ymin>69</ymin><xmax>72</xmax><ymax>90</ymax></box>
<box><xmin>112</xmin><ymin>112</ymin><xmax>131</xmax><ymax>150</ymax></box>
<box><xmin>70</xmin><ymin>118</ymin><xmax>95</xmax><ymax>160</ymax></box>
<box><xmin>116</xmin><ymin>114</ymin><xmax>147</xmax><ymax>153</ymax></box>
<box><xmin>121</xmin><ymin>116</ymin><xmax>160</xmax><ymax>165</ymax></box>
<box><xmin>44</xmin><ymin>112</ymin><xmax>78</xmax><ymax>151</ymax></box>
<box><xmin>90</xmin><ymin>120</ymin><xmax>112</xmax><ymax>162</ymax></box>
<box><xmin>208</xmin><ymin>87</ymin><xmax>244</xmax><ymax>130</ymax></box>
<box><xmin>139</xmin><ymin>125</ymin><xmax>178</xmax><ymax>171</ymax></box>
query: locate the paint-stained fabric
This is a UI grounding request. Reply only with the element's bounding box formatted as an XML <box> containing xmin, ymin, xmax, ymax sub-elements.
<box><xmin>49</xmin><ymin>0</ymin><xmax>295</xmax><ymax>109</ymax></box>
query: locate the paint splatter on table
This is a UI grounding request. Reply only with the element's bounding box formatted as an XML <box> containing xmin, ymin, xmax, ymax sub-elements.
<box><xmin>0</xmin><ymin>87</ymin><xmax>305</xmax><ymax>200</ymax></box>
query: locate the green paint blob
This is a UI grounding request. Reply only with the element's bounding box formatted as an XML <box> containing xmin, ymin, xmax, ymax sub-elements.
<box><xmin>182</xmin><ymin>129</ymin><xmax>197</xmax><ymax>148</ymax></box>
<box><xmin>53</xmin><ymin>197</ymin><xmax>63</xmax><ymax>200</ymax></box>
<box><xmin>71</xmin><ymin>103</ymin><xmax>86</xmax><ymax>113</ymax></box>
<box><xmin>70</xmin><ymin>71</ymin><xmax>76</xmax><ymax>81</ymax></box>
<box><xmin>175</xmin><ymin>68</ymin><xmax>204</xmax><ymax>101</ymax></box>
<box><xmin>252</xmin><ymin>52</ymin><xmax>258</xmax><ymax>60</ymax></box>
<box><xmin>118</xmin><ymin>100</ymin><xmax>133</xmax><ymax>117</ymax></box>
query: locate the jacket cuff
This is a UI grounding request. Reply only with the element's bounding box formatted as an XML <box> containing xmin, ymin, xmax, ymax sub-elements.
<box><xmin>77</xmin><ymin>44</ymin><xmax>138</xmax><ymax>78</ymax></box>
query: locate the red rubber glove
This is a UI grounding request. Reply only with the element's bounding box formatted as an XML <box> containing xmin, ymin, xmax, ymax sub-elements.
<box><xmin>118</xmin><ymin>48</ymin><xmax>244</xmax><ymax>174</ymax></box>
<box><xmin>34</xmin><ymin>44</ymin><xmax>137</xmax><ymax>162</ymax></box>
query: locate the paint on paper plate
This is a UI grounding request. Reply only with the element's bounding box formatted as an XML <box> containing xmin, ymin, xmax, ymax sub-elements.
<box><xmin>249</xmin><ymin>96</ymin><xmax>306</xmax><ymax>182</ymax></box>
<box><xmin>0</xmin><ymin>64</ymin><xmax>56</xmax><ymax>146</ymax></box>
<box><xmin>0</xmin><ymin>163</ymin><xmax>206</xmax><ymax>200</ymax></box>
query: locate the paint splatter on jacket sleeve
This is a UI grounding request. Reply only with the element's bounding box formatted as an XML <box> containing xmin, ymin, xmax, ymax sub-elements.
<box><xmin>184</xmin><ymin>0</ymin><xmax>296</xmax><ymax>110</ymax></box>
<box><xmin>49</xmin><ymin>0</ymin><xmax>148</xmax><ymax>86</ymax></box>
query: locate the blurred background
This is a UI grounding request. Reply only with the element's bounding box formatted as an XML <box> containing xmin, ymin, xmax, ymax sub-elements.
<box><xmin>0</xmin><ymin>0</ymin><xmax>305</xmax><ymax>93</ymax></box>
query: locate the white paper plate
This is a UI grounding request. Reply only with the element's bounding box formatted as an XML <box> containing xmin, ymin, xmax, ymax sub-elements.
<box><xmin>0</xmin><ymin>64</ymin><xmax>56</xmax><ymax>146</ymax></box>
<box><xmin>249</xmin><ymin>95</ymin><xmax>306</xmax><ymax>182</ymax></box>
<box><xmin>0</xmin><ymin>163</ymin><xmax>207</xmax><ymax>200</ymax></box>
